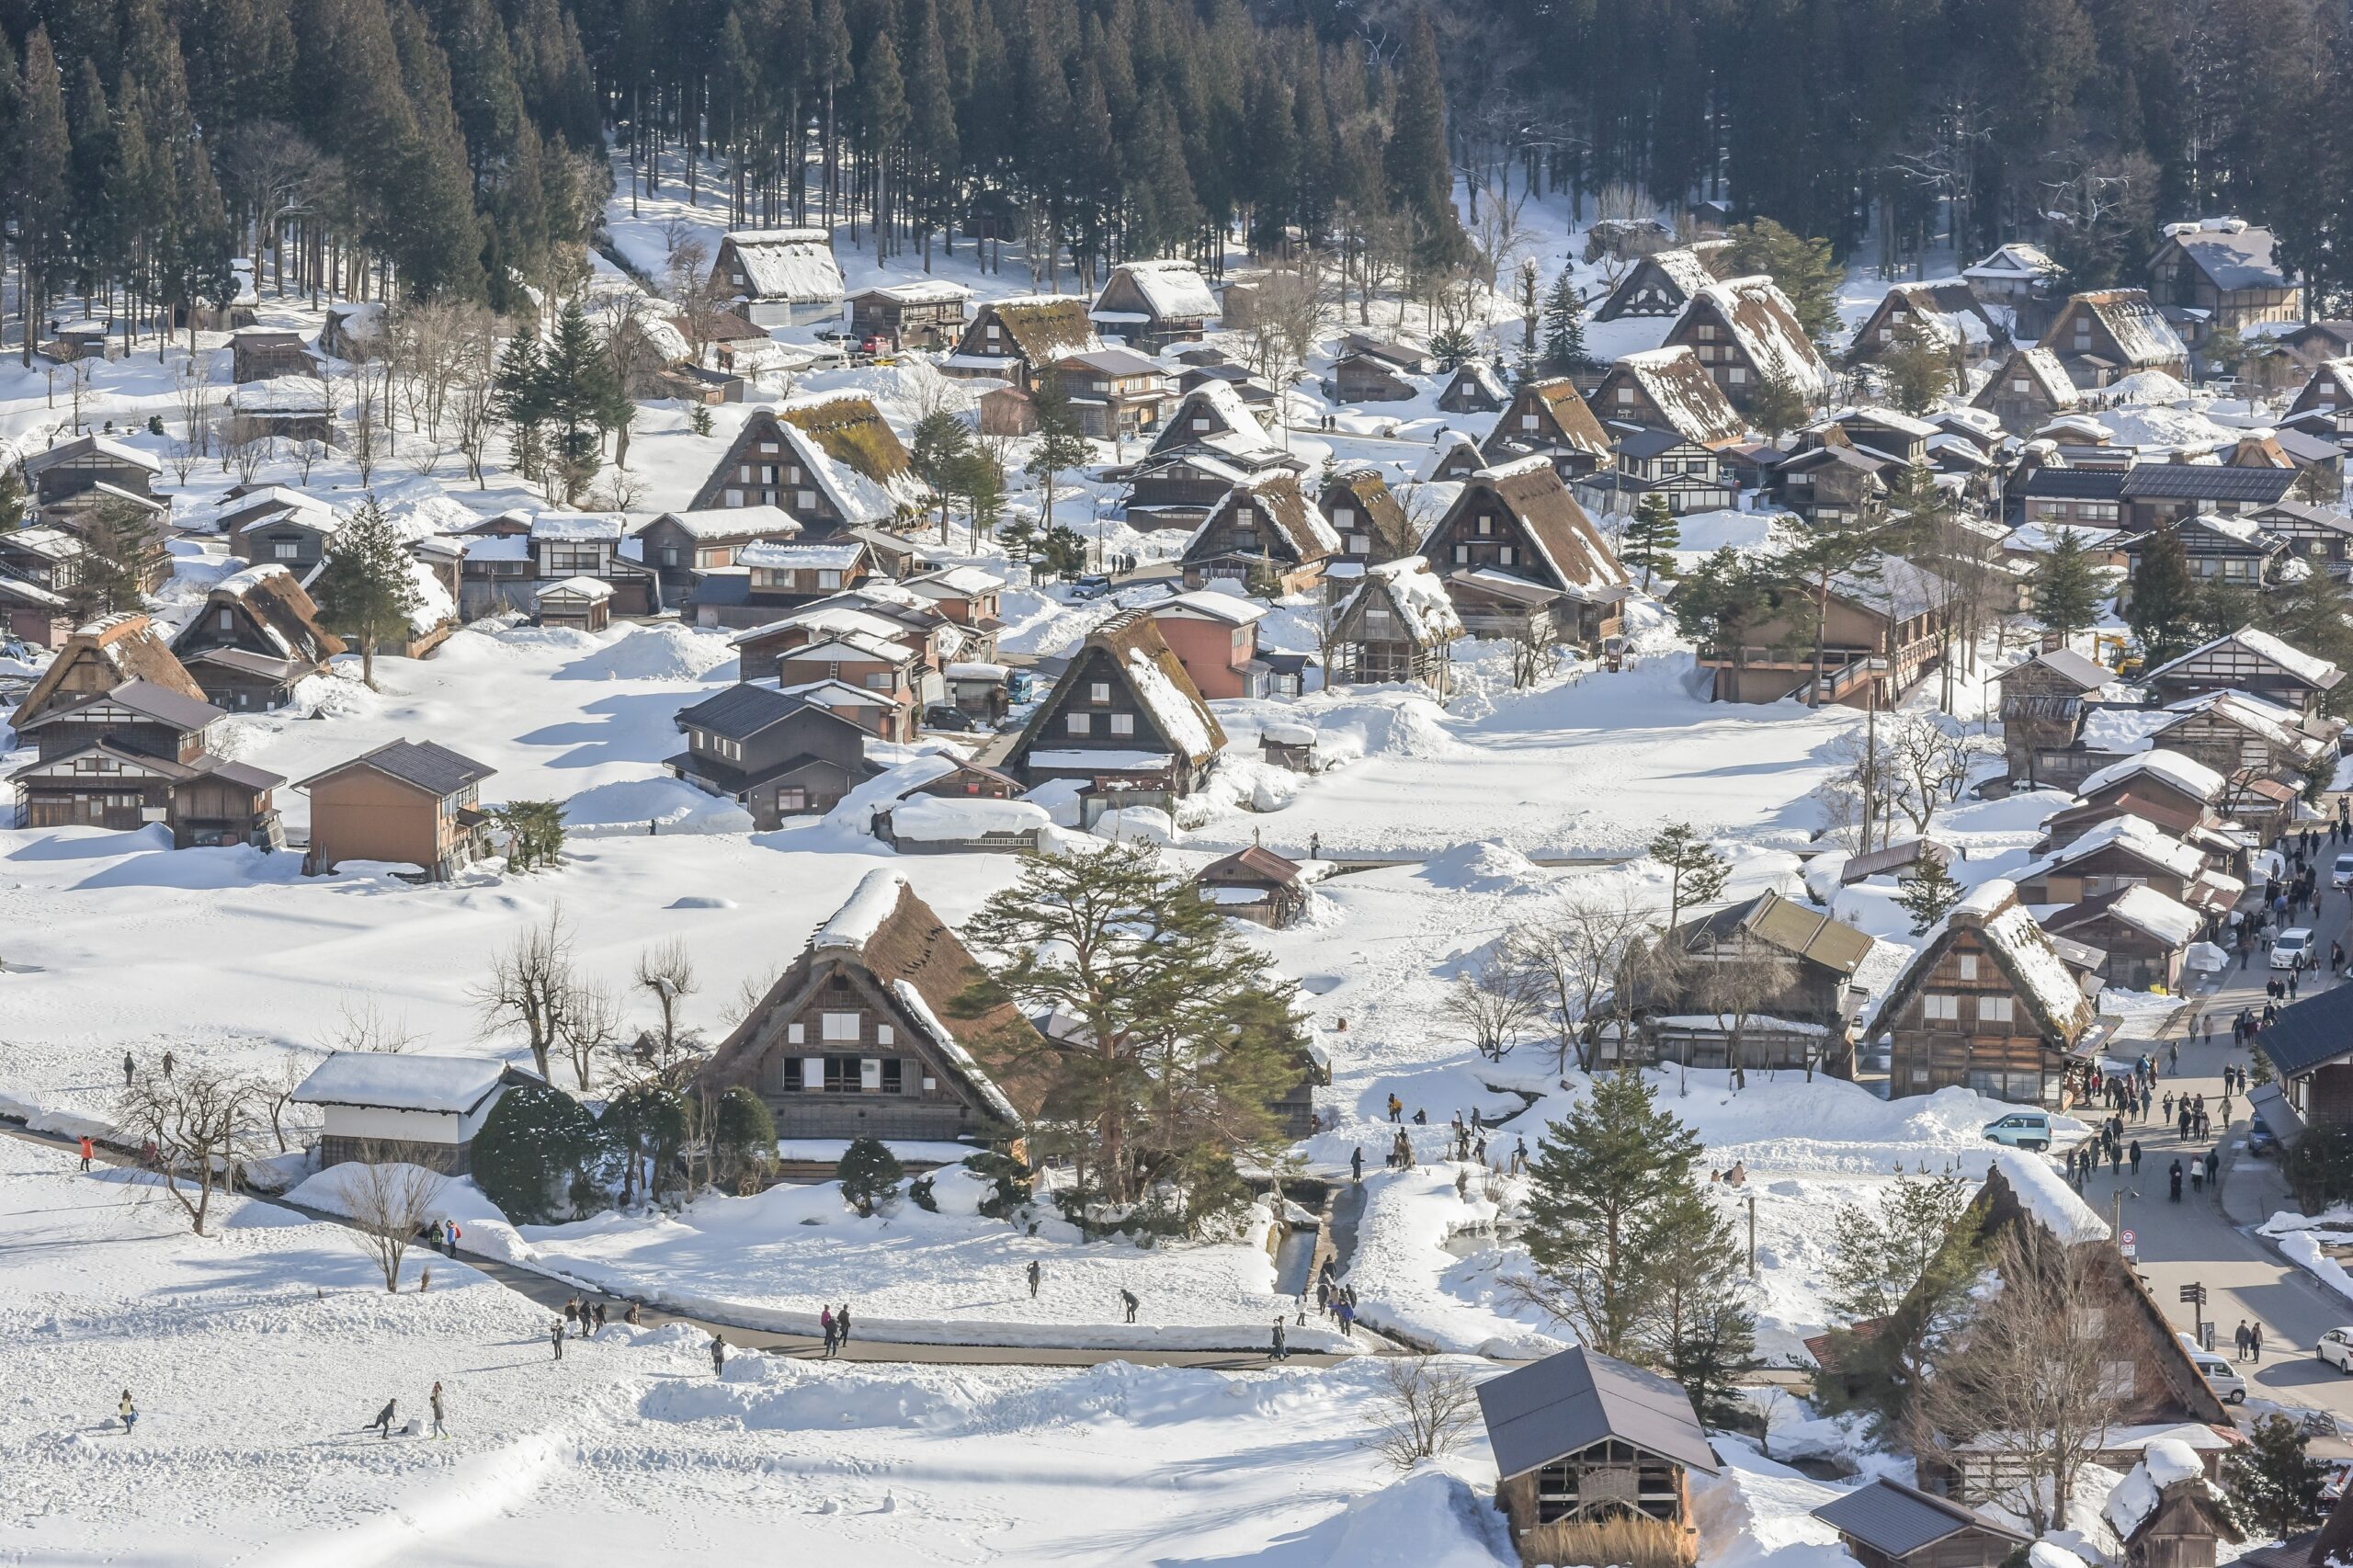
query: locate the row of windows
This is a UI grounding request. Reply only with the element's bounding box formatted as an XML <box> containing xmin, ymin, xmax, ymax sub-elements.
<box><xmin>785</xmin><ymin>1012</ymin><xmax>892</xmax><ymax>1045</ymax></box>
<box><xmin>1921</xmin><ymin>992</ymin><xmax>2015</xmax><ymax>1026</ymax></box>
<box><xmin>689</xmin><ymin>729</ymin><xmax>744</xmax><ymax>761</ymax></box>
<box><xmin>1067</xmin><ymin>711</ymin><xmax>1137</xmax><ymax>736</ymax></box>
<box><xmin>791</xmin><ymin>1055</ymin><xmax>915</xmax><ymax>1094</ymax></box>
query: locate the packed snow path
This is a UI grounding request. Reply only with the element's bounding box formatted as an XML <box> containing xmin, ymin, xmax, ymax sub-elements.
<box><xmin>0</xmin><ymin>1122</ymin><xmax>1370</xmax><ymax>1369</ymax></box>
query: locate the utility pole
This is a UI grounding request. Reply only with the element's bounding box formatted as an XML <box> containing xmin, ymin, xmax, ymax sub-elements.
<box><xmin>1746</xmin><ymin>1194</ymin><xmax>1756</xmax><ymax>1278</ymax></box>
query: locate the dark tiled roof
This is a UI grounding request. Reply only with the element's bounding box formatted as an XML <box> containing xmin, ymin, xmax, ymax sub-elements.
<box><xmin>1475</xmin><ymin>1346</ymin><xmax>1719</xmax><ymax>1483</ymax></box>
<box><xmin>676</xmin><ymin>682</ymin><xmax>820</xmax><ymax>742</ymax></box>
<box><xmin>2019</xmin><ymin>468</ymin><xmax>2129</xmax><ymax>500</ymax></box>
<box><xmin>21</xmin><ymin>678</ymin><xmax>222</xmax><ymax>733</ymax></box>
<box><xmin>2257</xmin><ymin>983</ymin><xmax>2353</xmax><ymax>1078</ymax></box>
<box><xmin>2119</xmin><ymin>464</ymin><xmax>2298</xmax><ymax>504</ymax></box>
<box><xmin>1813</xmin><ymin>1479</ymin><xmax>2029</xmax><ymax>1559</ymax></box>
<box><xmin>301</xmin><ymin>737</ymin><xmax>494</xmax><ymax>796</ymax></box>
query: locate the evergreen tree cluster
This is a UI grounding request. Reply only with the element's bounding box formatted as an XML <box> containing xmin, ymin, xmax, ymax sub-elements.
<box><xmin>1</xmin><ymin>0</ymin><xmax>602</xmax><ymax>335</ymax></box>
<box><xmin>1425</xmin><ymin>0</ymin><xmax>2353</xmax><ymax>307</ymax></box>
<box><xmin>615</xmin><ymin>0</ymin><xmax>1467</xmax><ymax>285</ymax></box>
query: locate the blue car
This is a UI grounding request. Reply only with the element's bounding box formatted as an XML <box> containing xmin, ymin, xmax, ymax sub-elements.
<box><xmin>2247</xmin><ymin>1116</ymin><xmax>2280</xmax><ymax>1158</ymax></box>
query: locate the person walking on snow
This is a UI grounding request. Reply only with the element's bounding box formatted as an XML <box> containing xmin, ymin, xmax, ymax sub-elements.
<box><xmin>1027</xmin><ymin>1260</ymin><xmax>1042</xmax><ymax>1299</ymax></box>
<box><xmin>429</xmin><ymin>1381</ymin><xmax>447</xmax><ymax>1438</ymax></box>
<box><xmin>369</xmin><ymin>1399</ymin><xmax>397</xmax><ymax>1440</ymax></box>
<box><xmin>1386</xmin><ymin>1094</ymin><xmax>1402</xmax><ymax>1123</ymax></box>
<box><xmin>121</xmin><ymin>1052</ymin><xmax>135</xmax><ymax>1088</ymax></box>
<box><xmin>820</xmin><ymin>1306</ymin><xmax>837</xmax><ymax>1357</ymax></box>
<box><xmin>710</xmin><ymin>1335</ymin><xmax>726</xmax><ymax>1377</ymax></box>
<box><xmin>78</xmin><ymin>1136</ymin><xmax>93</xmax><ymax>1172</ymax></box>
<box><xmin>836</xmin><ymin>1304</ymin><xmax>852</xmax><ymax>1347</ymax></box>
<box><xmin>1350</xmin><ymin>1146</ymin><xmax>1363</xmax><ymax>1186</ymax></box>
<box><xmin>1270</xmin><ymin>1319</ymin><xmax>1288</xmax><ymax>1361</ymax></box>
<box><xmin>550</xmin><ymin>1321</ymin><xmax>565</xmax><ymax>1361</ymax></box>
<box><xmin>1121</xmin><ymin>1289</ymin><xmax>1141</xmax><ymax>1324</ymax></box>
<box><xmin>444</xmin><ymin>1219</ymin><xmax>460</xmax><ymax>1259</ymax></box>
<box><xmin>118</xmin><ymin>1391</ymin><xmax>136</xmax><ymax>1434</ymax></box>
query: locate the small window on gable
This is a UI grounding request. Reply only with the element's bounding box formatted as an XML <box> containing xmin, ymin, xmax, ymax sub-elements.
<box><xmin>1958</xmin><ymin>954</ymin><xmax>1978</xmax><ymax>981</ymax></box>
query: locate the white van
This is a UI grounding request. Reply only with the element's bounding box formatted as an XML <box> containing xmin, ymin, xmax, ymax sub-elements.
<box><xmin>1983</xmin><ymin>1110</ymin><xmax>2056</xmax><ymax>1152</ymax></box>
<box><xmin>2179</xmin><ymin>1334</ymin><xmax>2248</xmax><ymax>1403</ymax></box>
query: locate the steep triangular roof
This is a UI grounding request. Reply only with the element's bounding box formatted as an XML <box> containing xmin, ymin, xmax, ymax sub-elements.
<box><xmin>10</xmin><ymin>613</ymin><xmax>207</xmax><ymax>730</ymax></box>
<box><xmin>698</xmin><ymin>870</ymin><xmax>1048</xmax><ymax>1126</ymax></box>
<box><xmin>1007</xmin><ymin>609</ymin><xmax>1225</xmax><ymax>770</ymax></box>
<box><xmin>1599</xmin><ymin>347</ymin><xmax>1747</xmax><ymax>446</ymax></box>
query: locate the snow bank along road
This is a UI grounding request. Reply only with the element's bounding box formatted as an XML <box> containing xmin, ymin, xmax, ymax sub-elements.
<box><xmin>0</xmin><ymin>1122</ymin><xmax>1368</xmax><ymax>1369</ymax></box>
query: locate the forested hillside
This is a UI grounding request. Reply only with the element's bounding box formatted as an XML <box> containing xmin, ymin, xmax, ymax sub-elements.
<box><xmin>0</xmin><ymin>0</ymin><xmax>1461</xmax><ymax>334</ymax></box>
<box><xmin>1396</xmin><ymin>0</ymin><xmax>2352</xmax><ymax>302</ymax></box>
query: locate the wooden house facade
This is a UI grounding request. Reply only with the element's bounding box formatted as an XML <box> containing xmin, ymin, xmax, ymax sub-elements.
<box><xmin>2149</xmin><ymin>222</ymin><xmax>2302</xmax><ymax>348</ymax></box>
<box><xmin>1661</xmin><ymin>276</ymin><xmax>1834</xmax><ymax>411</ymax></box>
<box><xmin>298</xmin><ymin>738</ymin><xmax>494</xmax><ymax>881</ymax></box>
<box><xmin>942</xmin><ymin>295</ymin><xmax>1101</xmax><ymax>391</ymax></box>
<box><xmin>1595</xmin><ymin>244</ymin><xmax>1731</xmax><ymax>320</ymax></box>
<box><xmin>1874</xmin><ymin>880</ymin><xmax>2096</xmax><ymax>1105</ymax></box>
<box><xmin>710</xmin><ymin>229</ymin><xmax>846</xmax><ymax>326</ymax></box>
<box><xmin>2041</xmin><ymin>290</ymin><xmax>2190</xmax><ymax>387</ymax></box>
<box><xmin>1318</xmin><ymin>465</ymin><xmax>1413</xmax><ymax>567</ymax></box>
<box><xmin>1813</xmin><ymin>1480</ymin><xmax>2030</xmax><ymax>1568</ymax></box>
<box><xmin>1590</xmin><ymin>347</ymin><xmax>1747</xmax><ymax>449</ymax></box>
<box><xmin>697</xmin><ymin>870</ymin><xmax>1044</xmax><ymax>1143</ymax></box>
<box><xmin>1004</xmin><ymin>609</ymin><xmax>1224</xmax><ymax>797</ymax></box>
<box><xmin>1848</xmin><ymin>281</ymin><xmax>2000</xmax><ymax>368</ymax></box>
<box><xmin>667</xmin><ymin>682</ymin><xmax>878</xmax><ymax>827</ymax></box>
<box><xmin>1995</xmin><ymin>646</ymin><xmax>2116</xmax><ymax>789</ymax></box>
<box><xmin>1420</xmin><ymin>458</ymin><xmax>1631</xmax><ymax>653</ymax></box>
<box><xmin>1177</xmin><ymin>473</ymin><xmax>1337</xmax><ymax>594</ymax></box>
<box><xmin>169</xmin><ymin>564</ymin><xmax>346</xmax><ymax>711</ymax></box>
<box><xmin>1697</xmin><ymin>557</ymin><xmax>1950</xmax><ymax>709</ymax></box>
<box><xmin>1479</xmin><ymin>376</ymin><xmax>1616</xmax><ymax>480</ymax></box>
<box><xmin>1089</xmin><ymin>259</ymin><xmax>1218</xmax><ymax>350</ymax></box>
<box><xmin>1972</xmin><ymin>347</ymin><xmax>2079</xmax><ymax>437</ymax></box>
<box><xmin>631</xmin><ymin>506</ymin><xmax>801</xmax><ymax>601</ymax></box>
<box><xmin>2143</xmin><ymin>627</ymin><xmax>2344</xmax><ymax>717</ymax></box>
<box><xmin>846</xmin><ymin>280</ymin><xmax>971</xmax><ymax>348</ymax></box>
<box><xmin>1328</xmin><ymin>555</ymin><xmax>1462</xmax><ymax>694</ymax></box>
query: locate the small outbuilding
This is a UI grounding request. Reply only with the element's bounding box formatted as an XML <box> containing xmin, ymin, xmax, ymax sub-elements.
<box><xmin>535</xmin><ymin>574</ymin><xmax>615</xmax><ymax>632</ymax></box>
<box><xmin>1195</xmin><ymin>846</ymin><xmax>1311</xmax><ymax>928</ymax></box>
<box><xmin>1477</xmin><ymin>1345</ymin><xmax>1720</xmax><ymax>1568</ymax></box>
<box><xmin>292</xmin><ymin>1051</ymin><xmax>544</xmax><ymax>1174</ymax></box>
<box><xmin>1811</xmin><ymin>1479</ymin><xmax>2031</xmax><ymax>1568</ymax></box>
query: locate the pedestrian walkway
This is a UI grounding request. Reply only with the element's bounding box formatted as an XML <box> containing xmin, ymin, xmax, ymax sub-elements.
<box><xmin>2086</xmin><ymin>857</ymin><xmax>2353</xmax><ymax>1429</ymax></box>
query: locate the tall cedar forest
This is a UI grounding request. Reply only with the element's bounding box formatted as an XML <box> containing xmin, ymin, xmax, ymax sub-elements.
<box><xmin>2</xmin><ymin>0</ymin><xmax>2347</xmax><ymax>346</ymax></box>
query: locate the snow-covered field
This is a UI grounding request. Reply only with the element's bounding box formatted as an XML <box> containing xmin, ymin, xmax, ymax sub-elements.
<box><xmin>0</xmin><ymin>1142</ymin><xmax>1506</xmax><ymax>1565</ymax></box>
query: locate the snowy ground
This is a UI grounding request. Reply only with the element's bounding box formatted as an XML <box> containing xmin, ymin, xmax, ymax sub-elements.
<box><xmin>0</xmin><ymin>1141</ymin><xmax>1518</xmax><ymax>1566</ymax></box>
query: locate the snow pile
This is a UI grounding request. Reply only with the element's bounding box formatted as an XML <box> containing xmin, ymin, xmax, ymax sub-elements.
<box><xmin>558</xmin><ymin>776</ymin><xmax>758</xmax><ymax>835</ymax></box>
<box><xmin>290</xmin><ymin>1052</ymin><xmax>510</xmax><ymax>1113</ymax></box>
<box><xmin>2076</xmin><ymin>748</ymin><xmax>2224</xmax><ymax>804</ymax></box>
<box><xmin>1420</xmin><ymin>840</ymin><xmax>1555</xmax><ymax>894</ymax></box>
<box><xmin>886</xmin><ymin>794</ymin><xmax>1050</xmax><ymax>841</ymax></box>
<box><xmin>1314</xmin><ymin>1467</ymin><xmax>1518</xmax><ymax>1567</ymax></box>
<box><xmin>556</xmin><ymin>623</ymin><xmax>739</xmax><ymax>682</ymax></box>
<box><xmin>1125</xmin><ymin>646</ymin><xmax>1217</xmax><ymax>760</ymax></box>
<box><xmin>2102</xmin><ymin>1437</ymin><xmax>2206</xmax><ymax>1539</ymax></box>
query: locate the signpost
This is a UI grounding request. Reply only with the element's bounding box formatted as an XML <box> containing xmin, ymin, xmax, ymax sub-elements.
<box><xmin>2180</xmin><ymin>1281</ymin><xmax>2207</xmax><ymax>1336</ymax></box>
<box><xmin>2120</xmin><ymin>1228</ymin><xmax>2138</xmax><ymax>1264</ymax></box>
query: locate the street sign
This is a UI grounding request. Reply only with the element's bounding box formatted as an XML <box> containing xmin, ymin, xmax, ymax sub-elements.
<box><xmin>2181</xmin><ymin>1281</ymin><xmax>2207</xmax><ymax>1334</ymax></box>
<box><xmin>2179</xmin><ymin>1283</ymin><xmax>2207</xmax><ymax>1304</ymax></box>
<box><xmin>2120</xmin><ymin>1229</ymin><xmax>2137</xmax><ymax>1263</ymax></box>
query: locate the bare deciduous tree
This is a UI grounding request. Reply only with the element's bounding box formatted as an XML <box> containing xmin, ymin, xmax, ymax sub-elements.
<box><xmin>725</xmin><ymin>967</ymin><xmax>783</xmax><ymax>1030</ymax></box>
<box><xmin>634</xmin><ymin>939</ymin><xmax>698</xmax><ymax>1063</ymax></box>
<box><xmin>1884</xmin><ymin>713</ymin><xmax>1988</xmax><ymax>835</ymax></box>
<box><xmin>1447</xmin><ymin>950</ymin><xmax>1545</xmax><ymax>1061</ymax></box>
<box><xmin>560</xmin><ymin>980</ymin><xmax>624</xmax><ymax>1090</ymax></box>
<box><xmin>173</xmin><ymin>355</ymin><xmax>216</xmax><ymax>458</ymax></box>
<box><xmin>1910</xmin><ymin>1222</ymin><xmax>2126</xmax><ymax>1534</ymax></box>
<box><xmin>263</xmin><ymin>1055</ymin><xmax>312</xmax><ymax>1153</ymax></box>
<box><xmin>1509</xmin><ymin>892</ymin><xmax>1658</xmax><ymax>1072</ymax></box>
<box><xmin>331</xmin><ymin>991</ymin><xmax>419</xmax><ymax>1054</ymax></box>
<box><xmin>1689</xmin><ymin>947</ymin><xmax>1798</xmax><ymax>1090</ymax></box>
<box><xmin>116</xmin><ymin>1068</ymin><xmax>261</xmax><ymax>1235</ymax></box>
<box><xmin>1367</xmin><ymin>1358</ymin><xmax>1484</xmax><ymax>1471</ymax></box>
<box><xmin>472</xmin><ymin>910</ymin><xmax>581</xmax><ymax>1082</ymax></box>
<box><xmin>341</xmin><ymin>1143</ymin><xmax>449</xmax><ymax>1292</ymax></box>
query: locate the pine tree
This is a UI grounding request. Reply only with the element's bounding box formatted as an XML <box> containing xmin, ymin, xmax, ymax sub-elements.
<box><xmin>1623</xmin><ymin>492</ymin><xmax>1680</xmax><ymax>588</ymax></box>
<box><xmin>1540</xmin><ymin>265</ymin><xmax>1589</xmax><ymax>376</ymax></box>
<box><xmin>1025</xmin><ymin>381</ymin><xmax>1091</xmax><ymax>540</ymax></box>
<box><xmin>2126</xmin><ymin>526</ymin><xmax>2199</xmax><ymax>666</ymax></box>
<box><xmin>1896</xmin><ymin>857</ymin><xmax>1964</xmax><ymax>935</ymax></box>
<box><xmin>909</xmin><ymin>408</ymin><xmax>973</xmax><ymax>538</ymax></box>
<box><xmin>313</xmin><ymin>494</ymin><xmax>422</xmax><ymax>690</ymax></box>
<box><xmin>492</xmin><ymin>330</ymin><xmax>551</xmax><ymax>483</ymax></box>
<box><xmin>13</xmin><ymin>30</ymin><xmax>74</xmax><ymax>367</ymax></box>
<box><xmin>1650</xmin><ymin>821</ymin><xmax>1730</xmax><ymax>932</ymax></box>
<box><xmin>71</xmin><ymin>498</ymin><xmax>163</xmax><ymax>619</ymax></box>
<box><xmin>1648</xmin><ymin>1184</ymin><xmax>1756</xmax><ymax>1424</ymax></box>
<box><xmin>2223</xmin><ymin>1415</ymin><xmax>2329</xmax><ymax>1539</ymax></box>
<box><xmin>1746</xmin><ymin>369</ymin><xmax>1810</xmax><ymax>438</ymax></box>
<box><xmin>2030</xmin><ymin>528</ymin><xmax>2100</xmax><ymax>646</ymax></box>
<box><xmin>955</xmin><ymin>444</ymin><xmax>1006</xmax><ymax>550</ymax></box>
<box><xmin>537</xmin><ymin>299</ymin><xmax>623</xmax><ymax>501</ymax></box>
<box><xmin>0</xmin><ymin>461</ymin><xmax>26</xmax><ymax>529</ymax></box>
<box><xmin>1383</xmin><ymin>12</ymin><xmax>1462</xmax><ymax>271</ymax></box>
<box><xmin>959</xmin><ymin>843</ymin><xmax>1303</xmax><ymax>1210</ymax></box>
<box><xmin>1723</xmin><ymin>218</ymin><xmax>1841</xmax><ymax>347</ymax></box>
<box><xmin>1881</xmin><ymin>324</ymin><xmax>1952</xmax><ymax>415</ymax></box>
<box><xmin>1520</xmin><ymin>1070</ymin><xmax>1709</xmax><ymax>1359</ymax></box>
<box><xmin>1428</xmin><ymin>324</ymin><xmax>1474</xmax><ymax>370</ymax></box>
